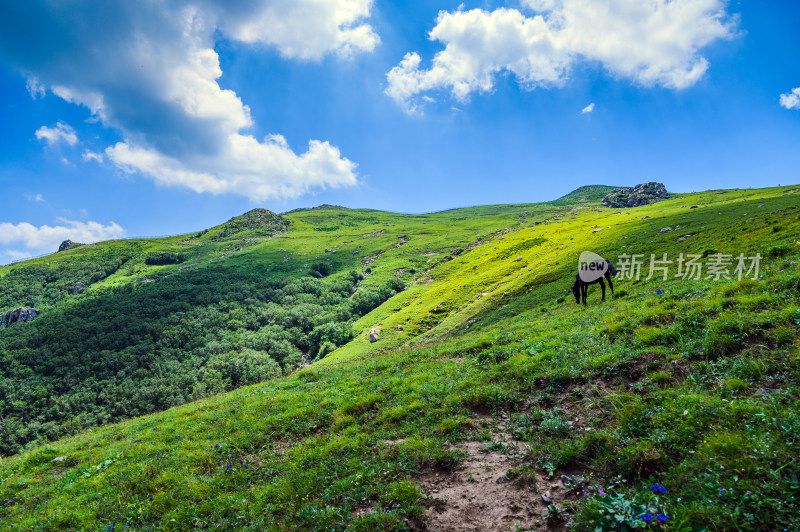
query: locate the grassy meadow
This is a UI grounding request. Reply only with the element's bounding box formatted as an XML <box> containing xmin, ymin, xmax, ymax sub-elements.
<box><xmin>1</xmin><ymin>184</ymin><xmax>799</xmax><ymax>530</ymax></box>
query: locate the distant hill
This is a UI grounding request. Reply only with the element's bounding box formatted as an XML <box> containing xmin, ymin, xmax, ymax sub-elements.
<box><xmin>550</xmin><ymin>184</ymin><xmax>620</xmax><ymax>205</ymax></box>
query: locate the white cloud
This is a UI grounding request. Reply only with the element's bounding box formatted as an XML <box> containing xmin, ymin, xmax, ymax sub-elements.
<box><xmin>35</xmin><ymin>122</ymin><xmax>78</xmax><ymax>146</ymax></box>
<box><xmin>25</xmin><ymin>76</ymin><xmax>45</xmax><ymax>98</ymax></box>
<box><xmin>34</xmin><ymin>194</ymin><xmax>43</xmax><ymax>202</ymax></box>
<box><xmin>387</xmin><ymin>1</ymin><xmax>737</xmax><ymax>112</ymax></box>
<box><xmin>581</xmin><ymin>102</ymin><xmax>594</xmax><ymax>114</ymax></box>
<box><xmin>106</xmin><ymin>134</ymin><xmax>357</xmax><ymax>201</ymax></box>
<box><xmin>81</xmin><ymin>150</ymin><xmax>104</xmax><ymax>163</ymax></box>
<box><xmin>0</xmin><ymin>219</ymin><xmax>126</xmax><ymax>256</ymax></box>
<box><xmin>220</xmin><ymin>0</ymin><xmax>379</xmax><ymax>60</ymax></box>
<box><xmin>1</xmin><ymin>1</ymin><xmax>374</xmax><ymax>200</ymax></box>
<box><xmin>780</xmin><ymin>87</ymin><xmax>800</xmax><ymax>110</ymax></box>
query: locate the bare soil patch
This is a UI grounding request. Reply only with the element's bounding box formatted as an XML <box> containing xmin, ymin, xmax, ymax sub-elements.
<box><xmin>418</xmin><ymin>437</ymin><xmax>572</xmax><ymax>531</ymax></box>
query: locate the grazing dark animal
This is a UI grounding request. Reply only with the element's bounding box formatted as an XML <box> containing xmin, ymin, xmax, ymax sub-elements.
<box><xmin>573</xmin><ymin>261</ymin><xmax>617</xmax><ymax>305</ymax></box>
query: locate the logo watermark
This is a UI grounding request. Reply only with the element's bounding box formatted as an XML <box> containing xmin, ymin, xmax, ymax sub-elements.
<box><xmin>578</xmin><ymin>251</ymin><xmax>609</xmax><ymax>282</ymax></box>
<box><xmin>577</xmin><ymin>252</ymin><xmax>763</xmax><ymax>282</ymax></box>
<box><xmin>615</xmin><ymin>253</ymin><xmax>762</xmax><ymax>281</ymax></box>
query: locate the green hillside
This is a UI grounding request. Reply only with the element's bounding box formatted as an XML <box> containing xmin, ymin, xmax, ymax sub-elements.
<box><xmin>1</xmin><ymin>184</ymin><xmax>800</xmax><ymax>530</ymax></box>
<box><xmin>550</xmin><ymin>185</ymin><xmax>620</xmax><ymax>206</ymax></box>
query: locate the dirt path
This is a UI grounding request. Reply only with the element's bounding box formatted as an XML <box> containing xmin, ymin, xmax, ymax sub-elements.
<box><xmin>418</xmin><ymin>435</ymin><xmax>574</xmax><ymax>531</ymax></box>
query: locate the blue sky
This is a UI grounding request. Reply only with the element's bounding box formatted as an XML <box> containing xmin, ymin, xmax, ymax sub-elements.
<box><xmin>0</xmin><ymin>0</ymin><xmax>798</xmax><ymax>264</ymax></box>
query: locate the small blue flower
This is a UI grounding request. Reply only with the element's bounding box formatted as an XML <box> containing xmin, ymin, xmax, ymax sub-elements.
<box><xmin>243</xmin><ymin>464</ymin><xmax>249</xmax><ymax>469</ymax></box>
<box><xmin>649</xmin><ymin>484</ymin><xmax>668</xmax><ymax>494</ymax></box>
<box><xmin>214</xmin><ymin>444</ymin><xmax>220</xmax><ymax>448</ymax></box>
<box><xmin>656</xmin><ymin>514</ymin><xmax>669</xmax><ymax>522</ymax></box>
<box><xmin>108</xmin><ymin>526</ymin><xmax>115</xmax><ymax>531</ymax></box>
<box><xmin>641</xmin><ymin>513</ymin><xmax>653</xmax><ymax>522</ymax></box>
<box><xmin>148</xmin><ymin>496</ymin><xmax>153</xmax><ymax>501</ymax></box>
<box><xmin>656</xmin><ymin>289</ymin><xmax>664</xmax><ymax>295</ymax></box>
<box><xmin>226</xmin><ymin>463</ymin><xmax>232</xmax><ymax>469</ymax></box>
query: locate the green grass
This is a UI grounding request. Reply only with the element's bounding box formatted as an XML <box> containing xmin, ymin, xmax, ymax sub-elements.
<box><xmin>2</xmin><ymin>184</ymin><xmax>800</xmax><ymax>530</ymax></box>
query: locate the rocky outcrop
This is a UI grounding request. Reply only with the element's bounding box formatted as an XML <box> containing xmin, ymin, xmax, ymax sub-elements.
<box><xmin>602</xmin><ymin>182</ymin><xmax>669</xmax><ymax>208</ymax></box>
<box><xmin>58</xmin><ymin>240</ymin><xmax>83</xmax><ymax>252</ymax></box>
<box><xmin>72</xmin><ymin>282</ymin><xmax>86</xmax><ymax>296</ymax></box>
<box><xmin>1</xmin><ymin>307</ymin><xmax>40</xmax><ymax>328</ymax></box>
<box><xmin>368</xmin><ymin>328</ymin><xmax>381</xmax><ymax>343</ymax></box>
<box><xmin>216</xmin><ymin>209</ymin><xmax>290</xmax><ymax>240</ymax></box>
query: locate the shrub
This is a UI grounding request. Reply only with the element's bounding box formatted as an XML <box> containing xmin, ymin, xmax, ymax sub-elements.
<box><xmin>317</xmin><ymin>341</ymin><xmax>337</xmax><ymax>358</ymax></box>
<box><xmin>144</xmin><ymin>251</ymin><xmax>186</xmax><ymax>265</ymax></box>
<box><xmin>769</xmin><ymin>326</ymin><xmax>795</xmax><ymax>347</ymax></box>
<box><xmin>309</xmin><ymin>262</ymin><xmax>332</xmax><ymax>277</ymax></box>
<box><xmin>768</xmin><ymin>244</ymin><xmax>791</xmax><ymax>257</ymax></box>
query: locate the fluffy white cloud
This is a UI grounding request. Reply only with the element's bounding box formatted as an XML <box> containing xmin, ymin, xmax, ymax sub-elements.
<box><xmin>106</xmin><ymin>133</ymin><xmax>357</xmax><ymax>200</ymax></box>
<box><xmin>0</xmin><ymin>219</ymin><xmax>126</xmax><ymax>255</ymax></box>
<box><xmin>219</xmin><ymin>0</ymin><xmax>379</xmax><ymax>60</ymax></box>
<box><xmin>0</xmin><ymin>0</ymin><xmax>374</xmax><ymax>200</ymax></box>
<box><xmin>581</xmin><ymin>102</ymin><xmax>594</xmax><ymax>114</ymax></box>
<box><xmin>780</xmin><ymin>87</ymin><xmax>800</xmax><ymax>110</ymax></box>
<box><xmin>387</xmin><ymin>0</ymin><xmax>737</xmax><ymax>112</ymax></box>
<box><xmin>35</xmin><ymin>122</ymin><xmax>78</xmax><ymax>146</ymax></box>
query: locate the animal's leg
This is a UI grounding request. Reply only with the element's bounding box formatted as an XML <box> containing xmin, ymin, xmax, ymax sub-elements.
<box><xmin>608</xmin><ymin>275</ymin><xmax>614</xmax><ymax>294</ymax></box>
<box><xmin>582</xmin><ymin>283</ymin><xmax>588</xmax><ymax>306</ymax></box>
<box><xmin>600</xmin><ymin>278</ymin><xmax>606</xmax><ymax>301</ymax></box>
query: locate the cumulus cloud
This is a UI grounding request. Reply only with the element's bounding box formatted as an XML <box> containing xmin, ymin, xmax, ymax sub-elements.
<box><xmin>581</xmin><ymin>102</ymin><xmax>594</xmax><ymax>114</ymax></box>
<box><xmin>0</xmin><ymin>219</ymin><xmax>126</xmax><ymax>259</ymax></box>
<box><xmin>387</xmin><ymin>0</ymin><xmax>737</xmax><ymax>112</ymax></box>
<box><xmin>0</xmin><ymin>1</ymin><xmax>374</xmax><ymax>199</ymax></box>
<box><xmin>780</xmin><ymin>87</ymin><xmax>800</xmax><ymax>110</ymax></box>
<box><xmin>35</xmin><ymin>122</ymin><xmax>78</xmax><ymax>146</ymax></box>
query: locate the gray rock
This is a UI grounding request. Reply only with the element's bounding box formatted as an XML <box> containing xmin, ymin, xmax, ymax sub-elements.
<box><xmin>1</xmin><ymin>307</ymin><xmax>40</xmax><ymax>328</ymax></box>
<box><xmin>57</xmin><ymin>240</ymin><xmax>83</xmax><ymax>252</ymax></box>
<box><xmin>71</xmin><ymin>282</ymin><xmax>86</xmax><ymax>296</ymax></box>
<box><xmin>541</xmin><ymin>491</ymin><xmax>552</xmax><ymax>503</ymax></box>
<box><xmin>660</xmin><ymin>227</ymin><xmax>672</xmax><ymax>232</ymax></box>
<box><xmin>368</xmin><ymin>328</ymin><xmax>381</xmax><ymax>342</ymax></box>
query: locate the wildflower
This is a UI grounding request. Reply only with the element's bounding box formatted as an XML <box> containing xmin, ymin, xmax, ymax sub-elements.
<box><xmin>227</xmin><ymin>463</ymin><xmax>232</xmax><ymax>470</ymax></box>
<box><xmin>650</xmin><ymin>484</ymin><xmax>668</xmax><ymax>494</ymax></box>
<box><xmin>641</xmin><ymin>513</ymin><xmax>653</xmax><ymax>522</ymax></box>
<box><xmin>243</xmin><ymin>464</ymin><xmax>249</xmax><ymax>469</ymax></box>
<box><xmin>598</xmin><ymin>488</ymin><xmax>605</xmax><ymax>496</ymax></box>
<box><xmin>656</xmin><ymin>514</ymin><xmax>669</xmax><ymax>522</ymax></box>
<box><xmin>148</xmin><ymin>496</ymin><xmax>153</xmax><ymax>501</ymax></box>
<box><xmin>746</xmin><ymin>491</ymin><xmax>753</xmax><ymax>495</ymax></box>
<box><xmin>656</xmin><ymin>289</ymin><xmax>664</xmax><ymax>295</ymax></box>
<box><xmin>214</xmin><ymin>444</ymin><xmax>220</xmax><ymax>449</ymax></box>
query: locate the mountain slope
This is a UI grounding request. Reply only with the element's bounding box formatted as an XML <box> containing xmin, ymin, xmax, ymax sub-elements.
<box><xmin>1</xmin><ymin>185</ymin><xmax>800</xmax><ymax>530</ymax></box>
